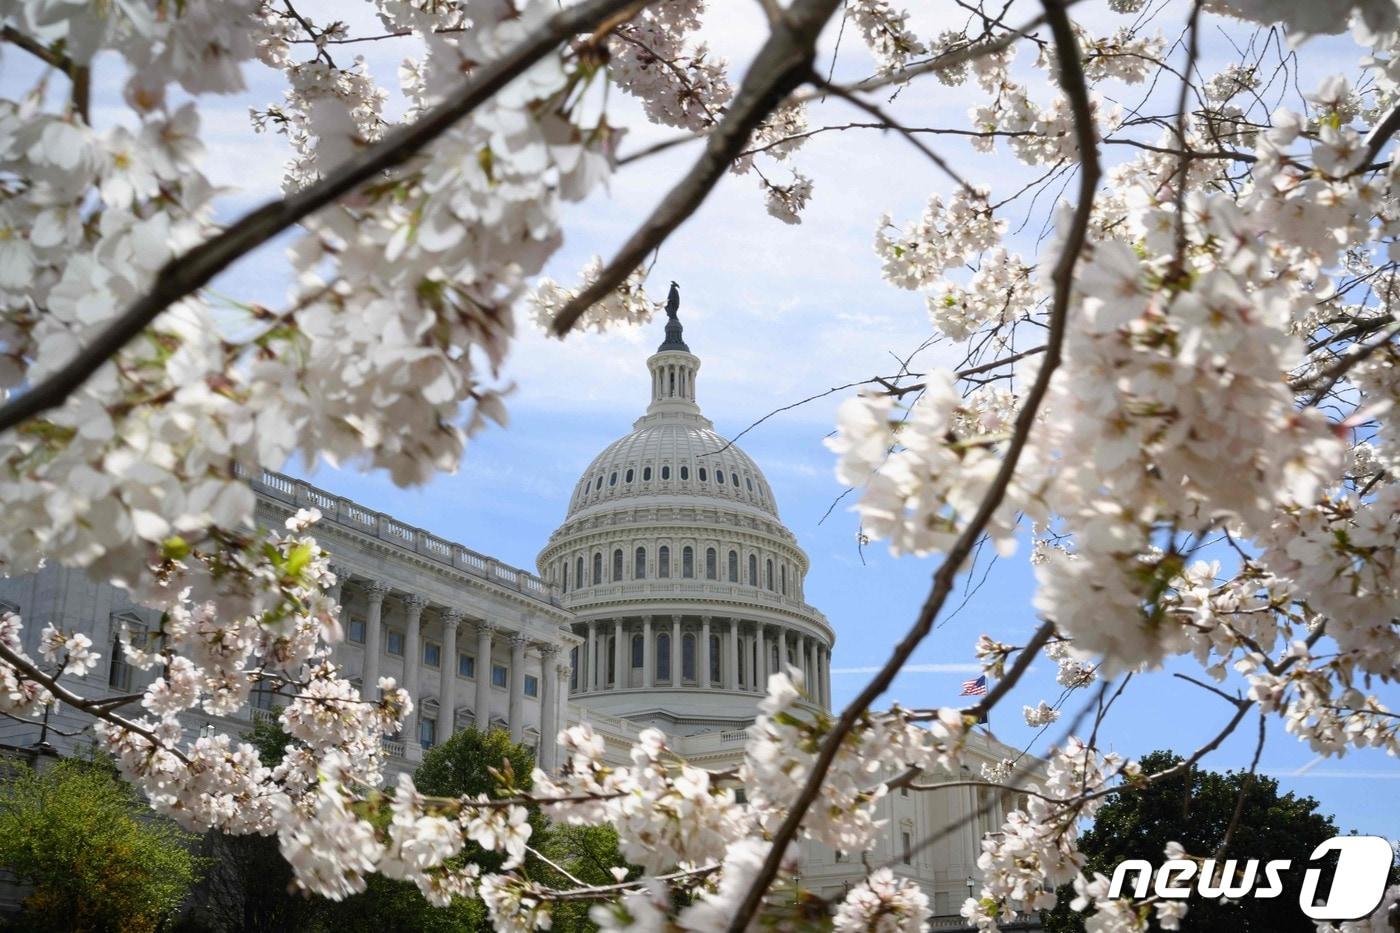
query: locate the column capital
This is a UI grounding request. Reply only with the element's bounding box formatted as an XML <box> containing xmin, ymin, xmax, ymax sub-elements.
<box><xmin>671</xmin><ymin>614</ymin><xmax>682</xmax><ymax>624</ymax></box>
<box><xmin>441</xmin><ymin>608</ymin><xmax>464</xmax><ymax>630</ymax></box>
<box><xmin>509</xmin><ymin>632</ymin><xmax>529</xmax><ymax>648</ymax></box>
<box><xmin>403</xmin><ymin>593</ymin><xmax>427</xmax><ymax>610</ymax></box>
<box><xmin>539</xmin><ymin>643</ymin><xmax>559</xmax><ymax>659</ymax></box>
<box><xmin>365</xmin><ymin>580</ymin><xmax>389</xmax><ymax>603</ymax></box>
<box><xmin>477</xmin><ymin>621</ymin><xmax>499</xmax><ymax>636</ymax></box>
<box><xmin>555</xmin><ymin>661</ymin><xmax>572</xmax><ymax>677</ymax></box>
<box><xmin>328</xmin><ymin>563</ymin><xmax>351</xmax><ymax>582</ymax></box>
<box><xmin>701</xmin><ymin>615</ymin><xmax>713</xmax><ymax>624</ymax></box>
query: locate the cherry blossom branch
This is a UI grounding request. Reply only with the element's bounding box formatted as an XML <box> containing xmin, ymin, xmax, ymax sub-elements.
<box><xmin>725</xmin><ymin>3</ymin><xmax>1102</xmax><ymax>925</ymax></box>
<box><xmin>0</xmin><ymin>0</ymin><xmax>648</xmax><ymax>436</ymax></box>
<box><xmin>548</xmin><ymin>0</ymin><xmax>845</xmax><ymax>337</ymax></box>
<box><xmin>0</xmin><ymin>641</ymin><xmax>190</xmax><ymax>765</ymax></box>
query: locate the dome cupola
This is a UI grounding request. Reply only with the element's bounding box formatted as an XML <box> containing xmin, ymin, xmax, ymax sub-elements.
<box><xmin>537</xmin><ymin>289</ymin><xmax>833</xmax><ymax>735</ymax></box>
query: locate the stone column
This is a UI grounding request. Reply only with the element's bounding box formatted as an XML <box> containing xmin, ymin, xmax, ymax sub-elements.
<box><xmin>806</xmin><ymin>637</ymin><xmax>818</xmax><ymax>693</ymax></box>
<box><xmin>726</xmin><ymin>618</ymin><xmax>739</xmax><ymax>690</ymax></box>
<box><xmin>439</xmin><ymin>609</ymin><xmax>461</xmax><ymax>739</ymax></box>
<box><xmin>327</xmin><ymin>564</ymin><xmax>346</xmax><ymax>608</ymax></box>
<box><xmin>613</xmin><ymin>620</ymin><xmax>626</xmax><ymax>689</ymax></box>
<box><xmin>475</xmin><ymin>622</ymin><xmax>495</xmax><ymax>731</ymax></box>
<box><xmin>819</xmin><ymin>646</ymin><xmax>830</xmax><ymax>708</ymax></box>
<box><xmin>538</xmin><ymin>646</ymin><xmax>558</xmax><ymax>770</ymax></box>
<box><xmin>588</xmin><ymin>621</ymin><xmax>599</xmax><ymax>691</ymax></box>
<box><xmin>761</xmin><ymin>624</ymin><xmax>772</xmax><ymax>689</ymax></box>
<box><xmin>402</xmin><ymin>595</ymin><xmax>425</xmax><ymax>734</ymax></box>
<box><xmin>642</xmin><ymin>617</ymin><xmax>654</xmax><ymax>688</ymax></box>
<box><xmin>778</xmin><ymin>627</ymin><xmax>789</xmax><ymax>679</ymax></box>
<box><xmin>555</xmin><ymin>659</ymin><xmax>571</xmax><ymax>751</ymax></box>
<box><xmin>362</xmin><ymin>582</ymin><xmax>388</xmax><ymax>695</ymax></box>
<box><xmin>670</xmin><ymin>616</ymin><xmax>682</xmax><ymax>685</ymax></box>
<box><xmin>700</xmin><ymin>616</ymin><xmax>712</xmax><ymax>687</ymax></box>
<box><xmin>508</xmin><ymin>634</ymin><xmax>527</xmax><ymax>742</ymax></box>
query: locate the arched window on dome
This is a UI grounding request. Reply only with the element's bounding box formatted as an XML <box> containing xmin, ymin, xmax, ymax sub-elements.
<box><xmin>780</xmin><ymin>564</ymin><xmax>788</xmax><ymax>595</ymax></box>
<box><xmin>682</xmin><ymin>546</ymin><xmax>694</xmax><ymax>578</ymax></box>
<box><xmin>728</xmin><ymin>550</ymin><xmax>739</xmax><ymax>582</ymax></box>
<box><xmin>661</xmin><ymin>465</ymin><xmax>671</xmax><ymax>480</ymax></box>
<box><xmin>643</xmin><ymin>466</ymin><xmax>652</xmax><ymax>481</ymax></box>
<box><xmin>625</xmin><ymin>468</ymin><xmax>634</xmax><ymax>483</ymax></box>
<box><xmin>607</xmin><ymin>636</ymin><xmax>616</xmax><ymax>686</ymax></box>
<box><xmin>710</xmin><ymin>635</ymin><xmax>721</xmax><ymax>684</ymax></box>
<box><xmin>746</xmin><ymin>477</ymin><xmax>754</xmax><ymax>492</ymax></box>
<box><xmin>770</xmin><ymin>644</ymin><xmax>779</xmax><ymax>675</ymax></box>
<box><xmin>595</xmin><ymin>475</ymin><xmax>603</xmax><ymax>491</ymax></box>
<box><xmin>698</xmin><ymin>467</ymin><xmax>707</xmax><ymax>482</ymax></box>
<box><xmin>634</xmin><ymin>547</ymin><xmax>646</xmax><ymax>580</ymax></box>
<box><xmin>731</xmin><ymin>472</ymin><xmax>739</xmax><ymax>486</ymax></box>
<box><xmin>716</xmin><ymin>471</ymin><xmax>725</xmax><ymax>485</ymax></box>
<box><xmin>612</xmin><ymin>549</ymin><xmax>623</xmax><ymax>582</ymax></box>
<box><xmin>570</xmin><ymin>647</ymin><xmax>579</xmax><ymax>691</ymax></box>
<box><xmin>748</xmin><ymin>554</ymin><xmax>758</xmax><ymax>586</ymax></box>
<box><xmin>561</xmin><ymin>561</ymin><xmax>568</xmax><ymax>593</ymax></box>
<box><xmin>575</xmin><ymin>556</ymin><xmax>584</xmax><ymax>589</ymax></box>
<box><xmin>766</xmin><ymin>559</ymin><xmax>774</xmax><ymax>590</ymax></box>
<box><xmin>608</xmin><ymin>472</ymin><xmax>617</xmax><ymax>487</ymax></box>
<box><xmin>593</xmin><ymin>552</ymin><xmax>603</xmax><ymax>585</ymax></box>
<box><xmin>705</xmin><ymin>548</ymin><xmax>717</xmax><ymax>580</ymax></box>
<box><xmin>631</xmin><ymin>634</ymin><xmax>643</xmax><ymax>669</ymax></box>
<box><xmin>680</xmin><ymin>465</ymin><xmax>689</xmax><ymax>480</ymax></box>
<box><xmin>656</xmin><ymin>633</ymin><xmax>671</xmax><ymax>682</ymax></box>
<box><xmin>682</xmin><ymin>633</ymin><xmax>696</xmax><ymax>683</ymax></box>
<box><xmin>737</xmin><ymin>642</ymin><xmax>746</xmax><ymax>686</ymax></box>
<box><xmin>658</xmin><ymin>546</ymin><xmax>670</xmax><ymax>578</ymax></box>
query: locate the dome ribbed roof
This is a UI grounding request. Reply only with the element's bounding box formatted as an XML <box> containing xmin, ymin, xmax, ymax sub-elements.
<box><xmin>566</xmin><ymin>420</ymin><xmax>779</xmax><ymax>519</ymax></box>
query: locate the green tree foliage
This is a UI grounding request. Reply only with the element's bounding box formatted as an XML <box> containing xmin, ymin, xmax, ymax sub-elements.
<box><xmin>1045</xmin><ymin>750</ymin><xmax>1340</xmax><ymax>933</ymax></box>
<box><xmin>0</xmin><ymin>755</ymin><xmax>202</xmax><ymax>933</ymax></box>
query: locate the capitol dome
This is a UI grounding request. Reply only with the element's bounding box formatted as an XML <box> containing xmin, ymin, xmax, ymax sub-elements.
<box><xmin>538</xmin><ymin>286</ymin><xmax>833</xmax><ymax>737</ymax></box>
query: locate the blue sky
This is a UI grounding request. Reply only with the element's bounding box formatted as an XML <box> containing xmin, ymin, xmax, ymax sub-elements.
<box><xmin>7</xmin><ymin>0</ymin><xmax>1396</xmax><ymax>841</ymax></box>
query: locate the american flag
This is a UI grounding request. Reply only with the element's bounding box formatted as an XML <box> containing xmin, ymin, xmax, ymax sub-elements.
<box><xmin>959</xmin><ymin>674</ymin><xmax>988</xmax><ymax>696</ymax></box>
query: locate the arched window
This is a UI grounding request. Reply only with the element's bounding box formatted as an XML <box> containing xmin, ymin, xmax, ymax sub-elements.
<box><xmin>643</xmin><ymin>466</ymin><xmax>652</xmax><ymax>481</ymax></box>
<box><xmin>699</xmin><ymin>468</ymin><xmax>708</xmax><ymax>482</ymax></box>
<box><xmin>780</xmin><ymin>564</ymin><xmax>788</xmax><ymax>595</ymax></box>
<box><xmin>717</xmin><ymin>471</ymin><xmax>726</xmax><ymax>485</ymax></box>
<box><xmin>747</xmin><ymin>477</ymin><xmax>754</xmax><ymax>491</ymax></box>
<box><xmin>728</xmin><ymin>550</ymin><xmax>739</xmax><ymax>582</ymax></box>
<box><xmin>771</xmin><ymin>644</ymin><xmax>779</xmax><ymax>675</ymax></box>
<box><xmin>608</xmin><ymin>471</ymin><xmax>617</xmax><ymax>487</ymax></box>
<box><xmin>625</xmin><ymin>468</ymin><xmax>634</xmax><ymax>483</ymax></box>
<box><xmin>737</xmin><ymin>642</ymin><xmax>745</xmax><ymax>686</ymax></box>
<box><xmin>705</xmin><ymin>548</ymin><xmax>717</xmax><ymax>580</ymax></box>
<box><xmin>561</xmin><ymin>561</ymin><xmax>569</xmax><ymax>593</ymax></box>
<box><xmin>570</xmin><ymin>647</ymin><xmax>579</xmax><ymax>690</ymax></box>
<box><xmin>613</xmin><ymin>549</ymin><xmax>623</xmax><ymax>581</ymax></box>
<box><xmin>748</xmin><ymin>554</ymin><xmax>758</xmax><ymax>585</ymax></box>
<box><xmin>607</xmin><ymin>636</ymin><xmax>616</xmax><ymax>685</ymax></box>
<box><xmin>766</xmin><ymin>559</ymin><xmax>774</xmax><ymax>590</ymax></box>
<box><xmin>658</xmin><ymin>546</ymin><xmax>671</xmax><ymax>578</ymax></box>
<box><xmin>592</xmin><ymin>553</ymin><xmax>603</xmax><ymax>584</ymax></box>
<box><xmin>710</xmin><ymin>635</ymin><xmax>722</xmax><ymax>683</ymax></box>
<box><xmin>631</xmin><ymin>634</ymin><xmax>644</xmax><ymax>668</ymax></box>
<box><xmin>682</xmin><ymin>546</ymin><xmax>694</xmax><ymax>578</ymax></box>
<box><xmin>680</xmin><ymin>465</ymin><xmax>689</xmax><ymax>480</ymax></box>
<box><xmin>682</xmin><ymin>633</ymin><xmax>696</xmax><ymax>682</ymax></box>
<box><xmin>656</xmin><ymin>633</ymin><xmax>671</xmax><ymax>681</ymax></box>
<box><xmin>661</xmin><ymin>465</ymin><xmax>671</xmax><ymax>480</ymax></box>
<box><xmin>634</xmin><ymin>546</ymin><xmax>647</xmax><ymax>579</ymax></box>
<box><xmin>575</xmin><ymin>556</ymin><xmax>584</xmax><ymax>588</ymax></box>
<box><xmin>595</xmin><ymin>475</ymin><xmax>603</xmax><ymax>490</ymax></box>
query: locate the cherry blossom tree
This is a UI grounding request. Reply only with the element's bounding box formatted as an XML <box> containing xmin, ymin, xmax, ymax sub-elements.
<box><xmin>0</xmin><ymin>0</ymin><xmax>1398</xmax><ymax>929</ymax></box>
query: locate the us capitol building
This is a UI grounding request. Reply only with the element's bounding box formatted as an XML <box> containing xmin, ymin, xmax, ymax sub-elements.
<box><xmin>0</xmin><ymin>295</ymin><xmax>1028</xmax><ymax>921</ymax></box>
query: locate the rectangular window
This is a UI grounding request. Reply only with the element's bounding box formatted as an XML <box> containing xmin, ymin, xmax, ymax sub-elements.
<box><xmin>492</xmin><ymin>664</ymin><xmax>508</xmax><ymax>688</ymax></box>
<box><xmin>902</xmin><ymin>832</ymin><xmax>912</xmax><ymax>865</ymax></box>
<box><xmin>423</xmin><ymin>642</ymin><xmax>441</xmax><ymax>668</ymax></box>
<box><xmin>419</xmin><ymin>717</ymin><xmax>436</xmax><ymax>750</ymax></box>
<box><xmin>458</xmin><ymin>653</ymin><xmax>475</xmax><ymax>678</ymax></box>
<box><xmin>386</xmin><ymin>631</ymin><xmax>404</xmax><ymax>656</ymax></box>
<box><xmin>347</xmin><ymin>618</ymin><xmax>366</xmax><ymax>644</ymax></box>
<box><xmin>524</xmin><ymin>675</ymin><xmax>539</xmax><ymax>698</ymax></box>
